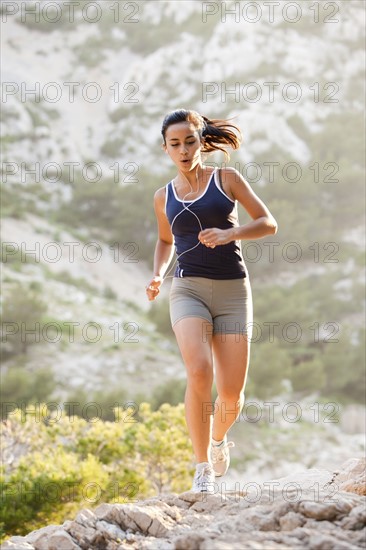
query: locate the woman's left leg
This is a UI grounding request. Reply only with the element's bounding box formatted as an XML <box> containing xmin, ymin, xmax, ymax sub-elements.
<box><xmin>211</xmin><ymin>332</ymin><xmax>251</xmax><ymax>440</ymax></box>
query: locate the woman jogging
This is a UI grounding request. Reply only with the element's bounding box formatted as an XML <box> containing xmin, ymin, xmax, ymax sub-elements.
<box><xmin>146</xmin><ymin>109</ymin><xmax>277</xmax><ymax>492</ymax></box>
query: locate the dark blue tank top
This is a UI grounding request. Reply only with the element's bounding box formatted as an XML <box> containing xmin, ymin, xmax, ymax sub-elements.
<box><xmin>165</xmin><ymin>168</ymin><xmax>247</xmax><ymax>279</ymax></box>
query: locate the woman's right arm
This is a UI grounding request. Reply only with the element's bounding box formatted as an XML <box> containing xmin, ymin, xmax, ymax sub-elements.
<box><xmin>146</xmin><ymin>187</ymin><xmax>174</xmax><ymax>301</ymax></box>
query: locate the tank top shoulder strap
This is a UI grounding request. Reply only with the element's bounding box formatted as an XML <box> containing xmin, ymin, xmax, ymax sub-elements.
<box><xmin>208</xmin><ymin>166</ymin><xmax>221</xmax><ymax>195</ymax></box>
<box><xmin>165</xmin><ymin>180</ymin><xmax>174</xmax><ymax>213</ymax></box>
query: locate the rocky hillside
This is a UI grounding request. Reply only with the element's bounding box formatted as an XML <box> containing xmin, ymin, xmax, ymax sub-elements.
<box><xmin>2</xmin><ymin>458</ymin><xmax>365</xmax><ymax>550</ymax></box>
<box><xmin>2</xmin><ymin>1</ymin><xmax>364</xmax><ymax>173</ymax></box>
<box><xmin>1</xmin><ymin>213</ymin><xmax>181</xmax><ymax>399</ymax></box>
<box><xmin>2</xmin><ymin>0</ymin><xmax>365</xmax><ymax>400</ymax></box>
<box><xmin>1</xmin><ymin>5</ymin><xmax>365</xmax><ymax>537</ymax></box>
<box><xmin>2</xmin><ymin>0</ymin><xmax>364</xmax><ymax>241</ymax></box>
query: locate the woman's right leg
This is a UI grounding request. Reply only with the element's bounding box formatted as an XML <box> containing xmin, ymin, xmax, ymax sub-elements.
<box><xmin>172</xmin><ymin>317</ymin><xmax>214</xmax><ymax>463</ymax></box>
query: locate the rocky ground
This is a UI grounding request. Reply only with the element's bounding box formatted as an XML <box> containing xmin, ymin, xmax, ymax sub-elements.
<box><xmin>2</xmin><ymin>458</ymin><xmax>365</xmax><ymax>550</ymax></box>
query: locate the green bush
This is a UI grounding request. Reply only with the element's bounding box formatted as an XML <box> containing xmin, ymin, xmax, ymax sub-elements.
<box><xmin>53</xmin><ymin>170</ymin><xmax>164</xmax><ymax>265</ymax></box>
<box><xmin>149</xmin><ymin>297</ymin><xmax>174</xmax><ymax>338</ymax></box>
<box><xmin>0</xmin><ymin>361</ymin><xmax>56</xmax><ymax>416</ymax></box>
<box><xmin>0</xmin><ymin>402</ymin><xmax>194</xmax><ymax>542</ymax></box>
<box><xmin>321</xmin><ymin>326</ymin><xmax>366</xmax><ymax>404</ymax></box>
<box><xmin>1</xmin><ymin>286</ymin><xmax>48</xmax><ymax>357</ymax></box>
<box><xmin>64</xmin><ymin>387</ymin><xmax>129</xmax><ymax>423</ymax></box>
<box><xmin>0</xmin><ymin>184</ymin><xmax>27</xmax><ymax>219</ymax></box>
<box><xmin>290</xmin><ymin>357</ymin><xmax>326</xmax><ymax>394</ymax></box>
<box><xmin>246</xmin><ymin>339</ymin><xmax>292</xmax><ymax>399</ymax></box>
<box><xmin>150</xmin><ymin>378</ymin><xmax>186</xmax><ymax>410</ymax></box>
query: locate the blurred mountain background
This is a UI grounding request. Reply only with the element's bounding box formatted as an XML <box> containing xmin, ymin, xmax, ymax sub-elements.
<box><xmin>1</xmin><ymin>0</ymin><xmax>365</xmax><ymax>519</ymax></box>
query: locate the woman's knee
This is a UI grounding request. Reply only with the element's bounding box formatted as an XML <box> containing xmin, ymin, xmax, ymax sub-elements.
<box><xmin>218</xmin><ymin>388</ymin><xmax>244</xmax><ymax>405</ymax></box>
<box><xmin>185</xmin><ymin>358</ymin><xmax>213</xmax><ymax>388</ymax></box>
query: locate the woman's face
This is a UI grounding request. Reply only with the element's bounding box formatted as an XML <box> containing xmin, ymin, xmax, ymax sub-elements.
<box><xmin>164</xmin><ymin>122</ymin><xmax>203</xmax><ymax>171</ymax></box>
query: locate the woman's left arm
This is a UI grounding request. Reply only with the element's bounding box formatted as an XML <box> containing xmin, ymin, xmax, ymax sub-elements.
<box><xmin>198</xmin><ymin>167</ymin><xmax>278</xmax><ymax>246</ymax></box>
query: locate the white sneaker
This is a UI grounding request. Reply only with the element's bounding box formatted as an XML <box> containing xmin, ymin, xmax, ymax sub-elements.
<box><xmin>211</xmin><ymin>439</ymin><xmax>235</xmax><ymax>477</ymax></box>
<box><xmin>191</xmin><ymin>463</ymin><xmax>216</xmax><ymax>493</ymax></box>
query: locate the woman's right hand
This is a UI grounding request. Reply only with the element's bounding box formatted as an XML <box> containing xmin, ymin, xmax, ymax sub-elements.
<box><xmin>145</xmin><ymin>276</ymin><xmax>163</xmax><ymax>301</ymax></box>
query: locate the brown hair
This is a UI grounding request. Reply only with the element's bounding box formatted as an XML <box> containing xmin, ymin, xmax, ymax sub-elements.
<box><xmin>161</xmin><ymin>108</ymin><xmax>242</xmax><ymax>161</ymax></box>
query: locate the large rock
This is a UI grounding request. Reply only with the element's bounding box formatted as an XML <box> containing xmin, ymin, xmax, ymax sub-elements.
<box><xmin>329</xmin><ymin>458</ymin><xmax>366</xmax><ymax>496</ymax></box>
<box><xmin>1</xmin><ymin>459</ymin><xmax>365</xmax><ymax>550</ymax></box>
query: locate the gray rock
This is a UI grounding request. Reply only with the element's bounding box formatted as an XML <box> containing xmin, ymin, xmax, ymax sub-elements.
<box><xmin>22</xmin><ymin>525</ymin><xmax>60</xmax><ymax>549</ymax></box>
<box><xmin>95</xmin><ymin>520</ymin><xmax>126</xmax><ymax>541</ymax></box>
<box><xmin>3</xmin><ymin>459</ymin><xmax>366</xmax><ymax>550</ymax></box>
<box><xmin>279</xmin><ymin>511</ymin><xmax>305</xmax><ymax>530</ymax></box>
<box><xmin>333</xmin><ymin>458</ymin><xmax>366</xmax><ymax>496</ymax></box>
<box><xmin>0</xmin><ymin>538</ymin><xmax>35</xmax><ymax>549</ymax></box>
<box><xmin>190</xmin><ymin>495</ymin><xmax>229</xmax><ymax>513</ymax></box>
<box><xmin>251</xmin><ymin>512</ymin><xmax>279</xmax><ymax>532</ymax></box>
<box><xmin>47</xmin><ymin>530</ymin><xmax>81</xmax><ymax>550</ymax></box>
<box><xmin>308</xmin><ymin>533</ymin><xmax>361</xmax><ymax>550</ymax></box>
<box><xmin>160</xmin><ymin>495</ymin><xmax>191</xmax><ymax>510</ymax></box>
<box><xmin>177</xmin><ymin>490</ymin><xmax>216</xmax><ymax>504</ymax></box>
<box><xmin>173</xmin><ymin>533</ymin><xmax>206</xmax><ymax>549</ymax></box>
<box><xmin>94</xmin><ymin>502</ymin><xmax>113</xmax><ymax>521</ymax></box>
<box><xmin>113</xmin><ymin>503</ymin><xmax>176</xmax><ymax>537</ymax></box>
<box><xmin>303</xmin><ymin>519</ymin><xmax>337</xmax><ymax>531</ymax></box>
<box><xmin>62</xmin><ymin>521</ymin><xmax>97</xmax><ymax>548</ymax></box>
<box><xmin>74</xmin><ymin>508</ymin><xmax>98</xmax><ymax>528</ymax></box>
<box><xmin>340</xmin><ymin>504</ymin><xmax>366</xmax><ymax>530</ymax></box>
<box><xmin>297</xmin><ymin>498</ymin><xmax>352</xmax><ymax>520</ymax></box>
<box><xmin>200</xmin><ymin>538</ymin><xmax>240</xmax><ymax>550</ymax></box>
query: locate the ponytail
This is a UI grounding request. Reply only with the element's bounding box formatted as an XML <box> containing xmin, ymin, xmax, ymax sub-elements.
<box><xmin>200</xmin><ymin>114</ymin><xmax>242</xmax><ymax>161</ymax></box>
<box><xmin>161</xmin><ymin>109</ymin><xmax>242</xmax><ymax>161</ymax></box>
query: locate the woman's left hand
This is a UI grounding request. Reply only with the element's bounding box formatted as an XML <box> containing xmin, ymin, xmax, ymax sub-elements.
<box><xmin>198</xmin><ymin>228</ymin><xmax>234</xmax><ymax>248</ymax></box>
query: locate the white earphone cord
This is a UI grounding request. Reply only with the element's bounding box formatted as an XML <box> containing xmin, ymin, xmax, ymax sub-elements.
<box><xmin>161</xmin><ymin>168</ymin><xmax>207</xmax><ymax>283</ymax></box>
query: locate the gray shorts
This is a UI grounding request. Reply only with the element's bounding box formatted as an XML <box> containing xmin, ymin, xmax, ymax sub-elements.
<box><xmin>169</xmin><ymin>276</ymin><xmax>253</xmax><ymax>335</ymax></box>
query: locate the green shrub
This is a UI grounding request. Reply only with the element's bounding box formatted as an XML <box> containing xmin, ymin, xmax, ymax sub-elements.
<box><xmin>1</xmin><ymin>286</ymin><xmax>48</xmax><ymax>357</ymax></box>
<box><xmin>150</xmin><ymin>378</ymin><xmax>186</xmax><ymax>410</ymax></box>
<box><xmin>148</xmin><ymin>297</ymin><xmax>174</xmax><ymax>338</ymax></box>
<box><xmin>0</xmin><ymin>402</ymin><xmax>194</xmax><ymax>542</ymax></box>
<box><xmin>0</xmin><ymin>360</ymin><xmax>56</xmax><ymax>418</ymax></box>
